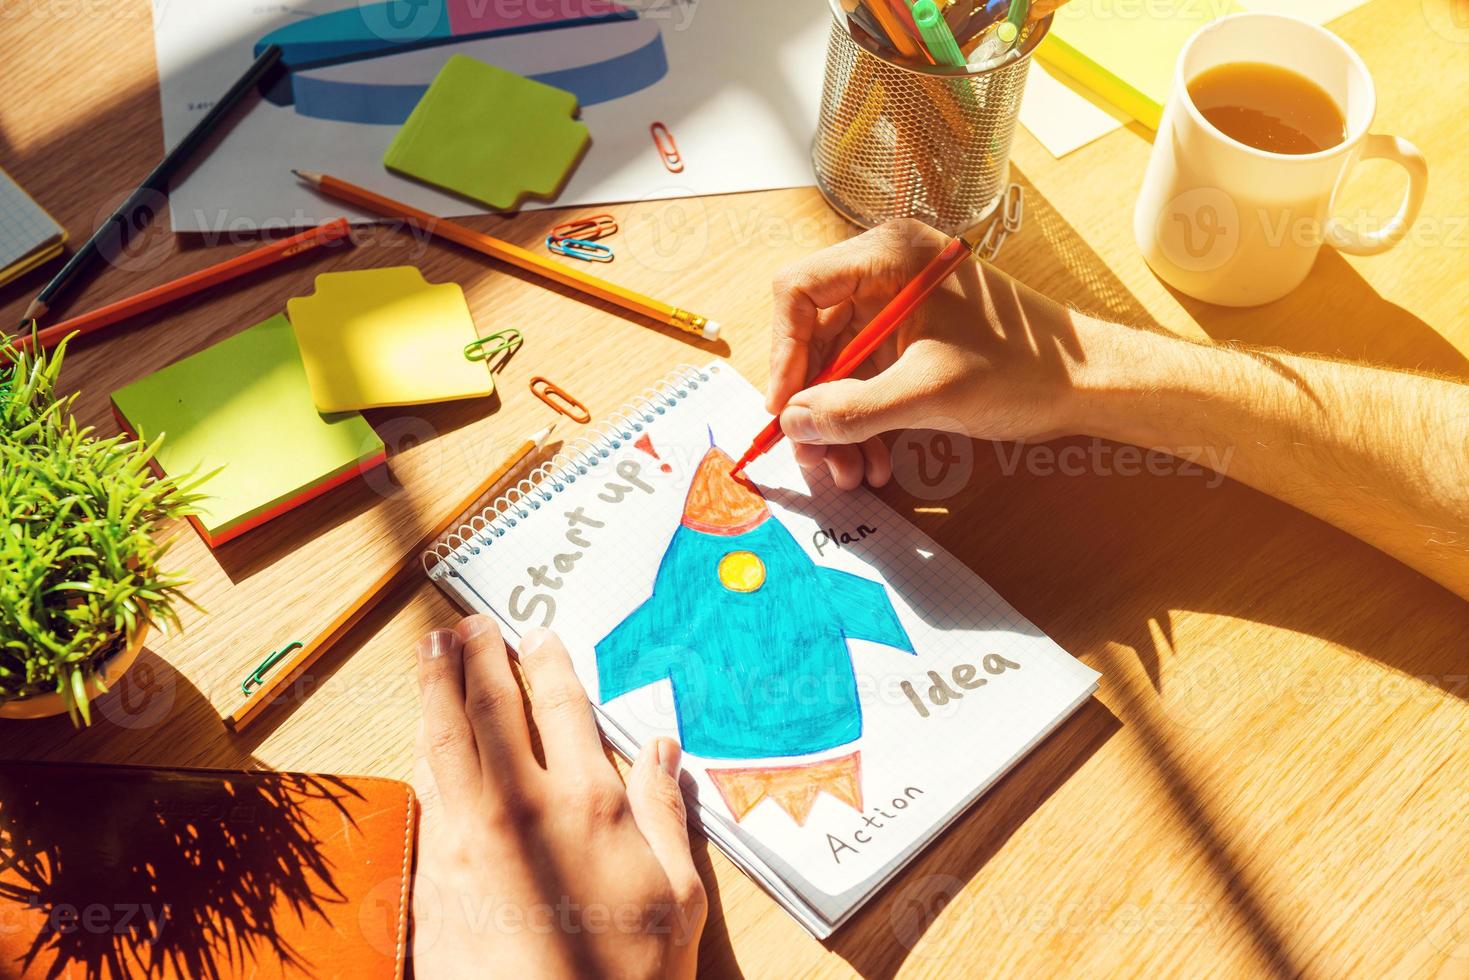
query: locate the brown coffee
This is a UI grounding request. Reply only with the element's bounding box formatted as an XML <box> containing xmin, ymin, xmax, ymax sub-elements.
<box><xmin>1186</xmin><ymin>61</ymin><xmax>1347</xmax><ymax>154</ymax></box>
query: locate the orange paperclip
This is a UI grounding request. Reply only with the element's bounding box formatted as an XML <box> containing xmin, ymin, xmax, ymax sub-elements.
<box><xmin>550</xmin><ymin>214</ymin><xmax>618</xmax><ymax>242</ymax></box>
<box><xmin>530</xmin><ymin>376</ymin><xmax>592</xmax><ymax>424</ymax></box>
<box><xmin>650</xmin><ymin>121</ymin><xmax>683</xmax><ymax>173</ymax></box>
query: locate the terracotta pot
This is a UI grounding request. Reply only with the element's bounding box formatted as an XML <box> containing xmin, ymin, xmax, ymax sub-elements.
<box><xmin>0</xmin><ymin>625</ymin><xmax>149</xmax><ymax>721</ymax></box>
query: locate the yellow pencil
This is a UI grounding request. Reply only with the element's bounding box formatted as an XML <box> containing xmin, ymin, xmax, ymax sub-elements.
<box><xmin>293</xmin><ymin>170</ymin><xmax>720</xmax><ymax>342</ymax></box>
<box><xmin>225</xmin><ymin>424</ymin><xmax>556</xmax><ymax>733</ymax></box>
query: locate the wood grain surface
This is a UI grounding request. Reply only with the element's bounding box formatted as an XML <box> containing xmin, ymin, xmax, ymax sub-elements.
<box><xmin>1</xmin><ymin>2</ymin><xmax>1466</xmax><ymax>976</ymax></box>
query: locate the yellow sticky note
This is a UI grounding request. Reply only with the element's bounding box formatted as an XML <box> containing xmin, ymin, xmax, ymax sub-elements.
<box><xmin>1039</xmin><ymin>0</ymin><xmax>1243</xmax><ymax>131</ymax></box>
<box><xmin>287</xmin><ymin>266</ymin><xmax>494</xmax><ymax>413</ymax></box>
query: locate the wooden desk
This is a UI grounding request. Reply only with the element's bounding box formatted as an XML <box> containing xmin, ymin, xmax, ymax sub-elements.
<box><xmin>2</xmin><ymin>2</ymin><xmax>1466</xmax><ymax>975</ymax></box>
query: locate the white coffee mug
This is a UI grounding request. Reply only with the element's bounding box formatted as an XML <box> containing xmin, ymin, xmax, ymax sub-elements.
<box><xmin>1133</xmin><ymin>13</ymin><xmax>1427</xmax><ymax>307</ymax></box>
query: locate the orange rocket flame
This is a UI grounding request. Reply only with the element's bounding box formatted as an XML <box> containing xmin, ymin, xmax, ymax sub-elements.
<box><xmin>707</xmin><ymin>751</ymin><xmax>863</xmax><ymax>826</ymax></box>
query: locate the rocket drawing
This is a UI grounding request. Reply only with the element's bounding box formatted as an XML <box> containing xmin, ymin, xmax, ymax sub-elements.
<box><xmin>595</xmin><ymin>444</ymin><xmax>915</xmax><ymax>825</ymax></box>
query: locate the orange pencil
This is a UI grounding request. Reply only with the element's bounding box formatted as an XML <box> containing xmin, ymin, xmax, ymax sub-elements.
<box><xmin>12</xmin><ymin>219</ymin><xmax>351</xmax><ymax>354</ymax></box>
<box><xmin>226</xmin><ymin>424</ymin><xmax>556</xmax><ymax>733</ymax></box>
<box><xmin>293</xmin><ymin>170</ymin><xmax>721</xmax><ymax>342</ymax></box>
<box><xmin>865</xmin><ymin>0</ymin><xmax>927</xmax><ymax>60</ymax></box>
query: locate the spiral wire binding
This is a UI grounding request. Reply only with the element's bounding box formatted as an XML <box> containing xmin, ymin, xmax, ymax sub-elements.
<box><xmin>422</xmin><ymin>365</ymin><xmax>718</xmax><ymax>579</ymax></box>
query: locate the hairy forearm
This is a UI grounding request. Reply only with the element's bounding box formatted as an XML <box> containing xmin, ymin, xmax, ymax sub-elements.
<box><xmin>1069</xmin><ymin>318</ymin><xmax>1469</xmax><ymax>600</ymax></box>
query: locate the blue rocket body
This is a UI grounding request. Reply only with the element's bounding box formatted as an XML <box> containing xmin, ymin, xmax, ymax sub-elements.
<box><xmin>595</xmin><ymin>516</ymin><xmax>915</xmax><ymax>759</ymax></box>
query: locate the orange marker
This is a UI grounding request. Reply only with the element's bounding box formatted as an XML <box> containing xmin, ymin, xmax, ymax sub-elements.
<box><xmin>733</xmin><ymin>227</ymin><xmax>988</xmax><ymax>475</ymax></box>
<box><xmin>11</xmin><ymin>219</ymin><xmax>351</xmax><ymax>354</ymax></box>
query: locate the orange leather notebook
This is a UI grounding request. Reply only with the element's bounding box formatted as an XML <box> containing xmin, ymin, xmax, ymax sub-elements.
<box><xmin>0</xmin><ymin>762</ymin><xmax>415</xmax><ymax>979</ymax></box>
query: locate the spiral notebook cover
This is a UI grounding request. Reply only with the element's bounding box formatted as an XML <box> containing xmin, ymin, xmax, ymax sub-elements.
<box><xmin>0</xmin><ymin>761</ymin><xmax>413</xmax><ymax>979</ymax></box>
<box><xmin>422</xmin><ymin>361</ymin><xmax>1099</xmax><ymax>937</ymax></box>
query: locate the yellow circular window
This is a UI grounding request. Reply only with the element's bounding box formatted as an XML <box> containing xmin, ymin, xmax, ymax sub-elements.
<box><xmin>717</xmin><ymin>551</ymin><xmax>766</xmax><ymax>593</ymax></box>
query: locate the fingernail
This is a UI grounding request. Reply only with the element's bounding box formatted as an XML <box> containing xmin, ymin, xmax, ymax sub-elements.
<box><xmin>418</xmin><ymin>630</ymin><xmax>460</xmax><ymax>662</ymax></box>
<box><xmin>781</xmin><ymin>406</ymin><xmax>818</xmax><ymax>443</ymax></box>
<box><xmin>656</xmin><ymin>738</ymin><xmax>682</xmax><ymax>778</ymax></box>
<box><xmin>520</xmin><ymin>627</ymin><xmax>552</xmax><ymax>656</ymax></box>
<box><xmin>455</xmin><ymin>615</ymin><xmax>500</xmax><ymax>644</ymax></box>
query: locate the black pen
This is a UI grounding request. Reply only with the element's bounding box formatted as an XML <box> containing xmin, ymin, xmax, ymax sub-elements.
<box><xmin>19</xmin><ymin>44</ymin><xmax>283</xmax><ymax>326</ymax></box>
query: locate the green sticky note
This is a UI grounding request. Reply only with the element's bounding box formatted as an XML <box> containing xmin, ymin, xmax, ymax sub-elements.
<box><xmin>383</xmin><ymin>55</ymin><xmax>590</xmax><ymax>210</ymax></box>
<box><xmin>110</xmin><ymin>314</ymin><xmax>387</xmax><ymax>549</ymax></box>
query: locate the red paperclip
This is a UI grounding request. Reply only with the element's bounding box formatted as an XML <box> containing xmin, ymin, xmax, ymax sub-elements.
<box><xmin>530</xmin><ymin>376</ymin><xmax>592</xmax><ymax>424</ymax></box>
<box><xmin>550</xmin><ymin>214</ymin><xmax>618</xmax><ymax>242</ymax></box>
<box><xmin>650</xmin><ymin>121</ymin><xmax>683</xmax><ymax>173</ymax></box>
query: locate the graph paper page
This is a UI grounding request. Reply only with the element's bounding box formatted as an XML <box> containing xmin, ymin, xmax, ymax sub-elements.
<box><xmin>429</xmin><ymin>362</ymin><xmax>1099</xmax><ymax>934</ymax></box>
<box><xmin>0</xmin><ymin>169</ymin><xmax>61</xmax><ymax>273</ymax></box>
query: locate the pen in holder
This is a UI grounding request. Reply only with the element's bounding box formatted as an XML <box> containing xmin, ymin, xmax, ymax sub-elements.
<box><xmin>813</xmin><ymin>5</ymin><xmax>1050</xmax><ymax>235</ymax></box>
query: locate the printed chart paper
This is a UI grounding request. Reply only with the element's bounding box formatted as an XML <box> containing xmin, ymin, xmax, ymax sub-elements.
<box><xmin>152</xmin><ymin>1</ymin><xmax>829</xmax><ymax>232</ymax></box>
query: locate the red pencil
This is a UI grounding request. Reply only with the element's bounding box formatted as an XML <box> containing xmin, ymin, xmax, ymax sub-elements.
<box><xmin>12</xmin><ymin>218</ymin><xmax>352</xmax><ymax>354</ymax></box>
<box><xmin>732</xmin><ymin>230</ymin><xmax>984</xmax><ymax>475</ymax></box>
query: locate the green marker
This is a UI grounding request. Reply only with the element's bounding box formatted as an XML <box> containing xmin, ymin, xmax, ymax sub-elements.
<box><xmin>911</xmin><ymin>0</ymin><xmax>967</xmax><ymax>68</ymax></box>
<box><xmin>1002</xmin><ymin>0</ymin><xmax>1030</xmax><ymax>48</ymax></box>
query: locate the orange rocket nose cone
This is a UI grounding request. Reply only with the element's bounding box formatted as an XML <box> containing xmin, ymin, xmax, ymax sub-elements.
<box><xmin>681</xmin><ymin>447</ymin><xmax>770</xmax><ymax>535</ymax></box>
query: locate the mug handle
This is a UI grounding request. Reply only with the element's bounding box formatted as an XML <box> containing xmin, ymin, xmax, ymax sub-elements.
<box><xmin>1326</xmin><ymin>134</ymin><xmax>1428</xmax><ymax>256</ymax></box>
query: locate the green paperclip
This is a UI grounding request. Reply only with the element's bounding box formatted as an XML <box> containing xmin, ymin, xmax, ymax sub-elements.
<box><xmin>464</xmin><ymin>328</ymin><xmax>524</xmax><ymax>364</ymax></box>
<box><xmin>242</xmin><ymin>640</ymin><xmax>303</xmax><ymax>696</ymax></box>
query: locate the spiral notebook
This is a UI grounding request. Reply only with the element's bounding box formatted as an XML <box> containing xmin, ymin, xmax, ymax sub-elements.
<box><xmin>423</xmin><ymin>362</ymin><xmax>1099</xmax><ymax>938</ymax></box>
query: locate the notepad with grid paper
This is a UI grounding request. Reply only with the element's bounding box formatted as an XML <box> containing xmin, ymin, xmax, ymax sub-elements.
<box><xmin>0</xmin><ymin>167</ymin><xmax>65</xmax><ymax>287</ymax></box>
<box><xmin>424</xmin><ymin>362</ymin><xmax>1099</xmax><ymax>937</ymax></box>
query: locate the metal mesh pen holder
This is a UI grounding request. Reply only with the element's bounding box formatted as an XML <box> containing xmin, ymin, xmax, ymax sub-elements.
<box><xmin>812</xmin><ymin>13</ymin><xmax>1050</xmax><ymax>235</ymax></box>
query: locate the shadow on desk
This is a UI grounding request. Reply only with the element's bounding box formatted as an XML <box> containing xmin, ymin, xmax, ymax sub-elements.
<box><xmin>822</xmin><ymin>700</ymin><xmax>1119</xmax><ymax>980</ymax></box>
<box><xmin>0</xmin><ymin>651</ymin><xmax>363</xmax><ymax>978</ymax></box>
<box><xmin>1170</xmin><ymin>248</ymin><xmax>1469</xmax><ymax>380</ymax></box>
<box><xmin>0</xmin><ymin>764</ymin><xmax>357</xmax><ymax>978</ymax></box>
<box><xmin>0</xmin><ymin>648</ymin><xmax>258</xmax><ymax>770</ymax></box>
<box><xmin>861</xmin><ymin>172</ymin><xmax>1469</xmax><ymax>977</ymax></box>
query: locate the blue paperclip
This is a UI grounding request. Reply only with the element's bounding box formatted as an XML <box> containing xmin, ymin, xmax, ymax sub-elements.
<box><xmin>546</xmin><ymin>235</ymin><xmax>614</xmax><ymax>263</ymax></box>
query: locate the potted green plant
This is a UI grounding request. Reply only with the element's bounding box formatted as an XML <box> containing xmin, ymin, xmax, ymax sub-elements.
<box><xmin>0</xmin><ymin>337</ymin><xmax>201</xmax><ymax>725</ymax></box>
